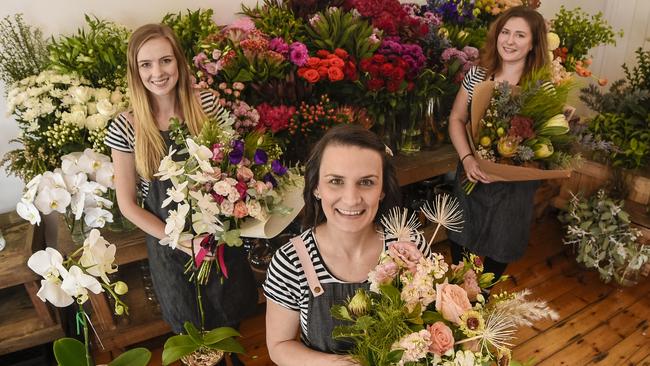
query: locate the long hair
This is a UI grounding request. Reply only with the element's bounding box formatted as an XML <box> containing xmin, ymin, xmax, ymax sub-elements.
<box><xmin>479</xmin><ymin>6</ymin><xmax>549</xmax><ymax>79</ymax></box>
<box><xmin>126</xmin><ymin>23</ymin><xmax>207</xmax><ymax>180</ymax></box>
<box><xmin>302</xmin><ymin>124</ymin><xmax>401</xmax><ymax>229</ymax></box>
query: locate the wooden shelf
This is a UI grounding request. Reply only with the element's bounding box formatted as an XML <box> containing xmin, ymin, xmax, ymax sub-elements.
<box><xmin>0</xmin><ymin>212</ymin><xmax>41</xmax><ymax>289</ymax></box>
<box><xmin>392</xmin><ymin>144</ymin><xmax>457</xmax><ymax>187</ymax></box>
<box><xmin>0</xmin><ymin>285</ymin><xmax>63</xmax><ymax>355</ymax></box>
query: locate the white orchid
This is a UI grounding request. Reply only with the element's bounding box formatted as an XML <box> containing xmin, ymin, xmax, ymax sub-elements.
<box><xmin>161</xmin><ymin>181</ymin><xmax>189</xmax><ymax>208</ymax></box>
<box><xmin>80</xmin><ymin>229</ymin><xmax>117</xmax><ymax>283</ymax></box>
<box><xmin>189</xmin><ymin>190</ymin><xmax>221</xmax><ymax>217</ymax></box>
<box><xmin>155</xmin><ymin>147</ymin><xmax>185</xmax><ymax>181</ymax></box>
<box><xmin>17</xmin><ymin>201</ymin><xmax>41</xmax><ymax>225</ymax></box>
<box><xmin>27</xmin><ymin>248</ymin><xmax>74</xmax><ymax>307</ymax></box>
<box><xmin>192</xmin><ymin>212</ymin><xmax>223</xmax><ymax>235</ymax></box>
<box><xmin>84</xmin><ymin>207</ymin><xmax>114</xmax><ymax>228</ymax></box>
<box><xmin>61</xmin><ymin>152</ymin><xmax>84</xmax><ymax>175</ymax></box>
<box><xmin>22</xmin><ymin>174</ymin><xmax>42</xmax><ymax>202</ymax></box>
<box><xmin>94</xmin><ymin>163</ymin><xmax>114</xmax><ymax>189</ymax></box>
<box><xmin>34</xmin><ymin>186</ymin><xmax>71</xmax><ymax>214</ymax></box>
<box><xmin>78</xmin><ymin>148</ymin><xmax>111</xmax><ymax>176</ymax></box>
<box><xmin>37</xmin><ymin>278</ymin><xmax>74</xmax><ymax>307</ymax></box>
<box><xmin>162</xmin><ymin>203</ymin><xmax>190</xmax><ymax>249</ymax></box>
<box><xmin>60</xmin><ymin>265</ymin><xmax>103</xmax><ymax>304</ymax></box>
<box><xmin>186</xmin><ymin>138</ymin><xmax>214</xmax><ymax>173</ymax></box>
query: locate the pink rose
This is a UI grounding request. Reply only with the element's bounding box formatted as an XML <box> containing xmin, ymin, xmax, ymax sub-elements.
<box><xmin>255</xmin><ymin>181</ymin><xmax>269</xmax><ymax>195</ymax></box>
<box><xmin>368</xmin><ymin>260</ymin><xmax>399</xmax><ymax>291</ymax></box>
<box><xmin>435</xmin><ymin>283</ymin><xmax>471</xmax><ymax>324</ymax></box>
<box><xmin>236</xmin><ymin>166</ymin><xmax>254</xmax><ymax>182</ymax></box>
<box><xmin>388</xmin><ymin>241</ymin><xmax>422</xmax><ymax>273</ymax></box>
<box><xmin>233</xmin><ymin>201</ymin><xmax>248</xmax><ymax>218</ymax></box>
<box><xmin>461</xmin><ymin>269</ymin><xmax>481</xmax><ymax>302</ymax></box>
<box><xmin>427</xmin><ymin>322</ymin><xmax>454</xmax><ymax>356</ymax></box>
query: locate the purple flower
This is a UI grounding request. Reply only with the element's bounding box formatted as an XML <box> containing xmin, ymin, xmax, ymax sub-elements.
<box><xmin>271</xmin><ymin>159</ymin><xmax>287</xmax><ymax>176</ymax></box>
<box><xmin>229</xmin><ymin>140</ymin><xmax>245</xmax><ymax>165</ymax></box>
<box><xmin>289</xmin><ymin>42</ymin><xmax>309</xmax><ymax>67</ymax></box>
<box><xmin>269</xmin><ymin>37</ymin><xmax>289</xmax><ymax>57</ymax></box>
<box><xmin>253</xmin><ymin>149</ymin><xmax>268</xmax><ymax>165</ymax></box>
<box><xmin>263</xmin><ymin>173</ymin><xmax>278</xmax><ymax>187</ymax></box>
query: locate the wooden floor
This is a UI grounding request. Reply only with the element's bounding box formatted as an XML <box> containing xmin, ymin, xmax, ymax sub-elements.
<box><xmin>97</xmin><ymin>213</ymin><xmax>650</xmax><ymax>366</ymax></box>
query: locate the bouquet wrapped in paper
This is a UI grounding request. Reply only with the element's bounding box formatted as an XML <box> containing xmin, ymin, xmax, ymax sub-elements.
<box><xmin>156</xmin><ymin>105</ymin><xmax>303</xmax><ymax>284</ymax></box>
<box><xmin>465</xmin><ymin>70</ymin><xmax>579</xmax><ymax>192</ymax></box>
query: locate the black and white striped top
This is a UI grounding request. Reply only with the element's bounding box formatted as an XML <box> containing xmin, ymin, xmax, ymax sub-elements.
<box><xmin>104</xmin><ymin>90</ymin><xmax>218</xmax><ymax>198</ymax></box>
<box><xmin>263</xmin><ymin>228</ymin><xmax>431</xmax><ymax>339</ymax></box>
<box><xmin>462</xmin><ymin>65</ymin><xmax>488</xmax><ymax>105</ymax></box>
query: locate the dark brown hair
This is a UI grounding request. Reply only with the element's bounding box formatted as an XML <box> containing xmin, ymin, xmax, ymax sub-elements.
<box><xmin>302</xmin><ymin>124</ymin><xmax>401</xmax><ymax>228</ymax></box>
<box><xmin>479</xmin><ymin>6</ymin><xmax>549</xmax><ymax>79</ymax></box>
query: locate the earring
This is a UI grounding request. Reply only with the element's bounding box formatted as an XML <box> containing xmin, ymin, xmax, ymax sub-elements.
<box><xmin>314</xmin><ymin>191</ymin><xmax>321</xmax><ymax>200</ymax></box>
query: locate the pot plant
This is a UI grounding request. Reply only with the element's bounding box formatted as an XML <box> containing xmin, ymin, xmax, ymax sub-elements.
<box><xmin>558</xmin><ymin>189</ymin><xmax>650</xmax><ymax>286</ymax></box>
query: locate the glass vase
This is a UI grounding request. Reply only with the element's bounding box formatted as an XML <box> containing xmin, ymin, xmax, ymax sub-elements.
<box><xmin>69</xmin><ymin>218</ymin><xmax>92</xmax><ymax>246</ymax></box>
<box><xmin>372</xmin><ymin>108</ymin><xmax>400</xmax><ymax>153</ymax></box>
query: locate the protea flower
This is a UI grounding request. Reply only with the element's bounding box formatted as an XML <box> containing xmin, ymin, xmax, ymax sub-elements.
<box><xmin>538</xmin><ymin>114</ymin><xmax>569</xmax><ymax>136</ymax></box>
<box><xmin>348</xmin><ymin>288</ymin><xmax>370</xmax><ymax>317</ymax></box>
<box><xmin>497</xmin><ymin>136</ymin><xmax>520</xmax><ymax>158</ymax></box>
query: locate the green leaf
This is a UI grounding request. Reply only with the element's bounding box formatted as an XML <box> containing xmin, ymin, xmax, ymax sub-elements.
<box><xmin>387</xmin><ymin>349</ymin><xmax>404</xmax><ymax>363</ymax></box>
<box><xmin>208</xmin><ymin>337</ymin><xmax>245</xmax><ymax>354</ymax></box>
<box><xmin>108</xmin><ymin>348</ymin><xmax>151</xmax><ymax>366</ymax></box>
<box><xmin>53</xmin><ymin>338</ymin><xmax>86</xmax><ymax>366</ymax></box>
<box><xmin>162</xmin><ymin>335</ymin><xmax>200</xmax><ymax>365</ymax></box>
<box><xmin>184</xmin><ymin>321</ymin><xmax>204</xmax><ymax>344</ymax></box>
<box><xmin>379</xmin><ymin>284</ymin><xmax>401</xmax><ymax>304</ymax></box>
<box><xmin>422</xmin><ymin>311</ymin><xmax>444</xmax><ymax>324</ymax></box>
<box><xmin>331</xmin><ymin>304</ymin><xmax>353</xmax><ymax>321</ymax></box>
<box><xmin>203</xmin><ymin>327</ymin><xmax>241</xmax><ymax>345</ymax></box>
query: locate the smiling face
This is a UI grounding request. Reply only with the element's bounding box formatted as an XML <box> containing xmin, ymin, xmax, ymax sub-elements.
<box><xmin>497</xmin><ymin>17</ymin><xmax>533</xmax><ymax>65</ymax></box>
<box><xmin>136</xmin><ymin>37</ymin><xmax>179</xmax><ymax>98</ymax></box>
<box><xmin>316</xmin><ymin>144</ymin><xmax>384</xmax><ymax>234</ymax></box>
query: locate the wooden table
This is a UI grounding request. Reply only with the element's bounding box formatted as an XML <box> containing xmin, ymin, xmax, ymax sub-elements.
<box><xmin>392</xmin><ymin>144</ymin><xmax>457</xmax><ymax>186</ymax></box>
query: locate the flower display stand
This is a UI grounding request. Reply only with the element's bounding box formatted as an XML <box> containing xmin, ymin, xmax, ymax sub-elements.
<box><xmin>0</xmin><ymin>211</ymin><xmax>64</xmax><ymax>355</ymax></box>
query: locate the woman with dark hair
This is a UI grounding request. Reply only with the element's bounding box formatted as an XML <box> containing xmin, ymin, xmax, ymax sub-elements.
<box><xmin>447</xmin><ymin>6</ymin><xmax>550</xmax><ymax>282</ymax></box>
<box><xmin>106</xmin><ymin>24</ymin><xmax>256</xmax><ymax>365</ymax></box>
<box><xmin>263</xmin><ymin>124</ymin><xmax>428</xmax><ymax>365</ymax></box>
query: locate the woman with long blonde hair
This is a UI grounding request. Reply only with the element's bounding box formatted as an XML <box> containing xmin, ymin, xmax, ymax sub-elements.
<box><xmin>105</xmin><ymin>24</ymin><xmax>256</xmax><ymax>364</ymax></box>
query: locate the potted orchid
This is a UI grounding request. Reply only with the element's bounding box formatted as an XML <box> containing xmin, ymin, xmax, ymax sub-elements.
<box><xmin>27</xmin><ymin>229</ymin><xmax>150</xmax><ymax>366</ymax></box>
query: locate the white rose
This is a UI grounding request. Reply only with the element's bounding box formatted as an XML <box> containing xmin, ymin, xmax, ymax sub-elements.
<box><xmin>220</xmin><ymin>200</ymin><xmax>234</xmax><ymax>216</ymax></box>
<box><xmin>85</xmin><ymin>114</ymin><xmax>109</xmax><ymax>130</ymax></box>
<box><xmin>71</xmin><ymin>86</ymin><xmax>92</xmax><ymax>104</ymax></box>
<box><xmin>70</xmin><ymin>104</ymin><xmax>87</xmax><ymax>114</ymax></box>
<box><xmin>96</xmin><ymin>99</ymin><xmax>117</xmax><ymax>117</ymax></box>
<box><xmin>87</xmin><ymin>102</ymin><xmax>98</xmax><ymax>115</ymax></box>
<box><xmin>94</xmin><ymin>88</ymin><xmax>111</xmax><ymax>101</ymax></box>
<box><xmin>110</xmin><ymin>90</ymin><xmax>123</xmax><ymax>104</ymax></box>
<box><xmin>246</xmin><ymin>200</ymin><xmax>265</xmax><ymax>221</ymax></box>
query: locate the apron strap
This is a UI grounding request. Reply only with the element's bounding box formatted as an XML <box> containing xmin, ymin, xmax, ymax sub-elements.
<box><xmin>290</xmin><ymin>236</ymin><xmax>324</xmax><ymax>298</ymax></box>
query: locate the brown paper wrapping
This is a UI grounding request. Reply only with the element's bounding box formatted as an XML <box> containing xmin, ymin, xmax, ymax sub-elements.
<box><xmin>467</xmin><ymin>80</ymin><xmax>572</xmax><ymax>182</ymax></box>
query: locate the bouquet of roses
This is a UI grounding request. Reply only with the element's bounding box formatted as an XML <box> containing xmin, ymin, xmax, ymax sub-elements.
<box><xmin>16</xmin><ymin>149</ymin><xmax>116</xmax><ymax>242</ymax></box>
<box><xmin>464</xmin><ymin>69</ymin><xmax>579</xmax><ymax>193</ymax></box>
<box><xmin>332</xmin><ymin>194</ymin><xmax>558</xmax><ymax>366</ymax></box>
<box><xmin>155</xmin><ymin>105</ymin><xmax>303</xmax><ymax>285</ymax></box>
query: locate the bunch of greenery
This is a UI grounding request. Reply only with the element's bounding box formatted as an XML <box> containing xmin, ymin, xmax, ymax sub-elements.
<box><xmin>162</xmin><ymin>8</ymin><xmax>219</xmax><ymax>68</ymax></box>
<box><xmin>305</xmin><ymin>7</ymin><xmax>379</xmax><ymax>62</ymax></box>
<box><xmin>240</xmin><ymin>0</ymin><xmax>307</xmax><ymax>42</ymax></box>
<box><xmin>580</xmin><ymin>48</ymin><xmax>650</xmax><ymax>170</ymax></box>
<box><xmin>0</xmin><ymin>14</ymin><xmax>49</xmax><ymax>88</ymax></box>
<box><xmin>550</xmin><ymin>6</ymin><xmax>622</xmax><ymax>70</ymax></box>
<box><xmin>48</xmin><ymin>15</ymin><xmax>130</xmax><ymax>89</ymax></box>
<box><xmin>559</xmin><ymin>189</ymin><xmax>649</xmax><ymax>285</ymax></box>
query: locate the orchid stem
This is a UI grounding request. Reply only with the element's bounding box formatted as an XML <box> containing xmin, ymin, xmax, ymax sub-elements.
<box><xmin>79</xmin><ymin>305</ymin><xmax>93</xmax><ymax>366</ymax></box>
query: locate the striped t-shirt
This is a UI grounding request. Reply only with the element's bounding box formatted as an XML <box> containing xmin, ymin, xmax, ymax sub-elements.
<box><xmin>462</xmin><ymin>65</ymin><xmax>488</xmax><ymax>105</ymax></box>
<box><xmin>104</xmin><ymin>90</ymin><xmax>218</xmax><ymax>198</ymax></box>
<box><xmin>263</xmin><ymin>228</ymin><xmax>432</xmax><ymax>340</ymax></box>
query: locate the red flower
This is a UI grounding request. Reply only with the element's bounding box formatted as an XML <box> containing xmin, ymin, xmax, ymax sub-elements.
<box><xmin>371</xmin><ymin>54</ymin><xmax>386</xmax><ymax>64</ymax></box>
<box><xmin>329</xmin><ymin>57</ymin><xmax>345</xmax><ymax>69</ymax></box>
<box><xmin>306</xmin><ymin>57</ymin><xmax>321</xmax><ymax>68</ymax></box>
<box><xmin>317</xmin><ymin>66</ymin><xmax>329</xmax><ymax>78</ymax></box>
<box><xmin>367</xmin><ymin>64</ymin><xmax>381</xmax><ymax>77</ymax></box>
<box><xmin>386</xmin><ymin>80</ymin><xmax>401</xmax><ymax>92</ymax></box>
<box><xmin>380</xmin><ymin>63</ymin><xmax>394</xmax><ymax>77</ymax></box>
<box><xmin>367</xmin><ymin>78</ymin><xmax>385</xmax><ymax>91</ymax></box>
<box><xmin>360</xmin><ymin>58</ymin><xmax>372</xmax><ymax>72</ymax></box>
<box><xmin>395</xmin><ymin>57</ymin><xmax>408</xmax><ymax>70</ymax></box>
<box><xmin>316</xmin><ymin>49</ymin><xmax>331</xmax><ymax>58</ymax></box>
<box><xmin>334</xmin><ymin>48</ymin><xmax>349</xmax><ymax>60</ymax></box>
<box><xmin>303</xmin><ymin>69</ymin><xmax>320</xmax><ymax>83</ymax></box>
<box><xmin>235</xmin><ymin>180</ymin><xmax>248</xmax><ymax>199</ymax></box>
<box><xmin>328</xmin><ymin>67</ymin><xmax>345</xmax><ymax>82</ymax></box>
<box><xmin>407</xmin><ymin>81</ymin><xmax>415</xmax><ymax>91</ymax></box>
<box><xmin>390</xmin><ymin>67</ymin><xmax>406</xmax><ymax>81</ymax></box>
<box><xmin>344</xmin><ymin>61</ymin><xmax>357</xmax><ymax>80</ymax></box>
<box><xmin>297</xmin><ymin>67</ymin><xmax>308</xmax><ymax>78</ymax></box>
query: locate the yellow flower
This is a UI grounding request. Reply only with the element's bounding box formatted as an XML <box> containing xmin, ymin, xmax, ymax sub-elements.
<box><xmin>547</xmin><ymin>32</ymin><xmax>561</xmax><ymax>51</ymax></box>
<box><xmin>497</xmin><ymin>136</ymin><xmax>519</xmax><ymax>158</ymax></box>
<box><xmin>459</xmin><ymin>310</ymin><xmax>485</xmax><ymax>336</ymax></box>
<box><xmin>533</xmin><ymin>142</ymin><xmax>554</xmax><ymax>158</ymax></box>
<box><xmin>538</xmin><ymin>114</ymin><xmax>569</xmax><ymax>136</ymax></box>
<box><xmin>480</xmin><ymin>136</ymin><xmax>492</xmax><ymax>147</ymax></box>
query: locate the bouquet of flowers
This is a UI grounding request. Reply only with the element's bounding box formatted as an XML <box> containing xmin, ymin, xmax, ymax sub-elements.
<box><xmin>16</xmin><ymin>149</ymin><xmax>116</xmax><ymax>243</ymax></box>
<box><xmin>2</xmin><ymin>69</ymin><xmax>128</xmax><ymax>181</ymax></box>
<box><xmin>464</xmin><ymin>69</ymin><xmax>580</xmax><ymax>193</ymax></box>
<box><xmin>156</xmin><ymin>106</ymin><xmax>303</xmax><ymax>285</ymax></box>
<box><xmin>332</xmin><ymin>195</ymin><xmax>558</xmax><ymax>365</ymax></box>
<box><xmin>27</xmin><ymin>230</ymin><xmax>150</xmax><ymax>366</ymax></box>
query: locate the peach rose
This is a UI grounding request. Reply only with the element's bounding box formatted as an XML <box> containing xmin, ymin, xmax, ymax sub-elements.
<box><xmin>427</xmin><ymin>321</ymin><xmax>454</xmax><ymax>356</ymax></box>
<box><xmin>461</xmin><ymin>269</ymin><xmax>481</xmax><ymax>302</ymax></box>
<box><xmin>236</xmin><ymin>166</ymin><xmax>254</xmax><ymax>182</ymax></box>
<box><xmin>233</xmin><ymin>200</ymin><xmax>248</xmax><ymax>219</ymax></box>
<box><xmin>368</xmin><ymin>260</ymin><xmax>399</xmax><ymax>292</ymax></box>
<box><xmin>388</xmin><ymin>241</ymin><xmax>422</xmax><ymax>273</ymax></box>
<box><xmin>435</xmin><ymin>283</ymin><xmax>471</xmax><ymax>324</ymax></box>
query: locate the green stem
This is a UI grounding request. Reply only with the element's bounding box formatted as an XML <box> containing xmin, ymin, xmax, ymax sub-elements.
<box><xmin>79</xmin><ymin>305</ymin><xmax>93</xmax><ymax>366</ymax></box>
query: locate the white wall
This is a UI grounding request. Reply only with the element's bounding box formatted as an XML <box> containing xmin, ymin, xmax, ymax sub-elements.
<box><xmin>1</xmin><ymin>0</ymin><xmax>648</xmax><ymax>213</ymax></box>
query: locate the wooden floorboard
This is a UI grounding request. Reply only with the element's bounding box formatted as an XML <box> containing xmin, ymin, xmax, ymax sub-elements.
<box><xmin>94</xmin><ymin>212</ymin><xmax>649</xmax><ymax>366</ymax></box>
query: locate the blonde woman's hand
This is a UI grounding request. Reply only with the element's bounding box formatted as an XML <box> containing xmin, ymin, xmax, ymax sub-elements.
<box><xmin>177</xmin><ymin>235</ymin><xmax>216</xmax><ymax>261</ymax></box>
<box><xmin>462</xmin><ymin>155</ymin><xmax>491</xmax><ymax>184</ymax></box>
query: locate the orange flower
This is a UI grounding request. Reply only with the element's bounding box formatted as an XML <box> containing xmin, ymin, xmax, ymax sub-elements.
<box><xmin>306</xmin><ymin>57</ymin><xmax>321</xmax><ymax>68</ymax></box>
<box><xmin>303</xmin><ymin>69</ymin><xmax>320</xmax><ymax>83</ymax></box>
<box><xmin>327</xmin><ymin>67</ymin><xmax>344</xmax><ymax>82</ymax></box>
<box><xmin>334</xmin><ymin>48</ymin><xmax>349</xmax><ymax>60</ymax></box>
